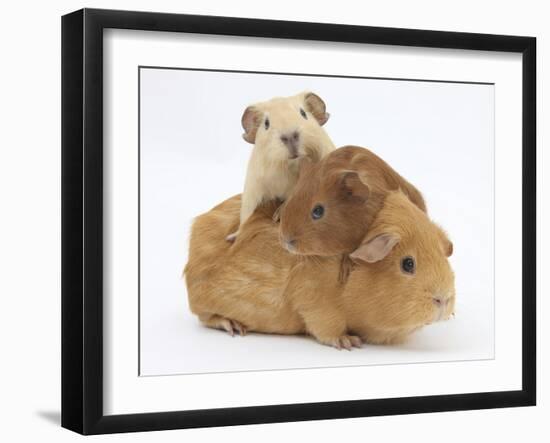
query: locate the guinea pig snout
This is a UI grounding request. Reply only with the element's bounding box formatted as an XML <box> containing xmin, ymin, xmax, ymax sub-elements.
<box><xmin>280</xmin><ymin>131</ymin><xmax>301</xmax><ymax>159</ymax></box>
<box><xmin>281</xmin><ymin>237</ymin><xmax>297</xmax><ymax>253</ymax></box>
<box><xmin>432</xmin><ymin>293</ymin><xmax>454</xmax><ymax>321</ymax></box>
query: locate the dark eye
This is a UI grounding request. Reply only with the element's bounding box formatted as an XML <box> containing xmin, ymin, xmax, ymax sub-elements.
<box><xmin>401</xmin><ymin>256</ymin><xmax>415</xmax><ymax>274</ymax></box>
<box><xmin>311</xmin><ymin>205</ymin><xmax>324</xmax><ymax>220</ymax></box>
<box><xmin>264</xmin><ymin>118</ymin><xmax>270</xmax><ymax>130</ymax></box>
<box><xmin>300</xmin><ymin>108</ymin><xmax>307</xmax><ymax>119</ymax></box>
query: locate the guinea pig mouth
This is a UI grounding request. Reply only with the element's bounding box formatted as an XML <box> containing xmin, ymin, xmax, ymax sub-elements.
<box><xmin>430</xmin><ymin>294</ymin><xmax>455</xmax><ymax>323</ymax></box>
<box><xmin>433</xmin><ymin>306</ymin><xmax>453</xmax><ymax>323</ymax></box>
<box><xmin>285</xmin><ymin>144</ymin><xmax>304</xmax><ymax>160</ymax></box>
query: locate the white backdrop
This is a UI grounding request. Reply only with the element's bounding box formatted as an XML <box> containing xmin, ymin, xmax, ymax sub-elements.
<box><xmin>0</xmin><ymin>1</ymin><xmax>546</xmax><ymax>442</ymax></box>
<box><xmin>139</xmin><ymin>67</ymin><xmax>495</xmax><ymax>375</ymax></box>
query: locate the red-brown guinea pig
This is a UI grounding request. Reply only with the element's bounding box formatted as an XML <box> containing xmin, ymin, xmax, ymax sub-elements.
<box><xmin>279</xmin><ymin>145</ymin><xmax>426</xmax><ymax>256</ymax></box>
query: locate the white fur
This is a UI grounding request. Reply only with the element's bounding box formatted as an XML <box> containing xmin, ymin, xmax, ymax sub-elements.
<box><xmin>228</xmin><ymin>92</ymin><xmax>336</xmax><ymax>241</ymax></box>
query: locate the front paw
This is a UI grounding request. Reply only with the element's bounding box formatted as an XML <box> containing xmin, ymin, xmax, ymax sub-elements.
<box><xmin>320</xmin><ymin>335</ymin><xmax>363</xmax><ymax>350</ymax></box>
<box><xmin>204</xmin><ymin>315</ymin><xmax>247</xmax><ymax>336</ymax></box>
<box><xmin>219</xmin><ymin>318</ymin><xmax>247</xmax><ymax>336</ymax></box>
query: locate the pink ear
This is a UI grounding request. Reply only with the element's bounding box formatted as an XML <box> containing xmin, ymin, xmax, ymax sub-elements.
<box><xmin>241</xmin><ymin>106</ymin><xmax>260</xmax><ymax>144</ymax></box>
<box><xmin>350</xmin><ymin>233</ymin><xmax>400</xmax><ymax>263</ymax></box>
<box><xmin>436</xmin><ymin>228</ymin><xmax>453</xmax><ymax>257</ymax></box>
<box><xmin>443</xmin><ymin>238</ymin><xmax>454</xmax><ymax>257</ymax></box>
<box><xmin>304</xmin><ymin>92</ymin><xmax>330</xmax><ymax>126</ymax></box>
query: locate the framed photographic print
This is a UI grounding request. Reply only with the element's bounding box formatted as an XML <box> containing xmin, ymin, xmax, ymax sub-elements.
<box><xmin>61</xmin><ymin>8</ymin><xmax>536</xmax><ymax>435</ymax></box>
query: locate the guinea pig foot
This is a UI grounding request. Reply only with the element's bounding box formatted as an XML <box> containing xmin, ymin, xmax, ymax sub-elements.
<box><xmin>203</xmin><ymin>314</ymin><xmax>247</xmax><ymax>336</ymax></box>
<box><xmin>324</xmin><ymin>335</ymin><xmax>363</xmax><ymax>351</ymax></box>
<box><xmin>225</xmin><ymin>232</ymin><xmax>238</xmax><ymax>243</ymax></box>
<box><xmin>231</xmin><ymin>320</ymin><xmax>248</xmax><ymax>336</ymax></box>
<box><xmin>220</xmin><ymin>318</ymin><xmax>247</xmax><ymax>337</ymax></box>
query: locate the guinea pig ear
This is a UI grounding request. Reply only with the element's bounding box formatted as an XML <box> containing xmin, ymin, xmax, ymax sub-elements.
<box><xmin>350</xmin><ymin>233</ymin><xmax>400</xmax><ymax>264</ymax></box>
<box><xmin>303</xmin><ymin>92</ymin><xmax>330</xmax><ymax>126</ymax></box>
<box><xmin>338</xmin><ymin>171</ymin><xmax>370</xmax><ymax>201</ymax></box>
<box><xmin>241</xmin><ymin>106</ymin><xmax>261</xmax><ymax>144</ymax></box>
<box><xmin>444</xmin><ymin>240</ymin><xmax>454</xmax><ymax>257</ymax></box>
<box><xmin>441</xmin><ymin>235</ymin><xmax>454</xmax><ymax>257</ymax></box>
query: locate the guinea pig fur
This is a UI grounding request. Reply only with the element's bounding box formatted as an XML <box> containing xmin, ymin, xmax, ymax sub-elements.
<box><xmin>184</xmin><ymin>191</ymin><xmax>455</xmax><ymax>349</ymax></box>
<box><xmin>344</xmin><ymin>190</ymin><xmax>455</xmax><ymax>345</ymax></box>
<box><xmin>226</xmin><ymin>92</ymin><xmax>336</xmax><ymax>242</ymax></box>
<box><xmin>185</xmin><ymin>195</ymin><xmax>304</xmax><ymax>337</ymax></box>
<box><xmin>279</xmin><ymin>145</ymin><xmax>427</xmax><ymax>256</ymax></box>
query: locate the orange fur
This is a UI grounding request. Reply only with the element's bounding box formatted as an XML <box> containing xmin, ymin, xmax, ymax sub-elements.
<box><xmin>184</xmin><ymin>191</ymin><xmax>455</xmax><ymax>348</ymax></box>
<box><xmin>185</xmin><ymin>196</ymin><xmax>304</xmax><ymax>335</ymax></box>
<box><xmin>279</xmin><ymin>145</ymin><xmax>426</xmax><ymax>256</ymax></box>
<box><xmin>344</xmin><ymin>191</ymin><xmax>455</xmax><ymax>344</ymax></box>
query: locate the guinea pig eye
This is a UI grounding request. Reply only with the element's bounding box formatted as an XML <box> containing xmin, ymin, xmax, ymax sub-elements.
<box><xmin>264</xmin><ymin>118</ymin><xmax>270</xmax><ymax>130</ymax></box>
<box><xmin>300</xmin><ymin>108</ymin><xmax>308</xmax><ymax>119</ymax></box>
<box><xmin>311</xmin><ymin>204</ymin><xmax>324</xmax><ymax>220</ymax></box>
<box><xmin>401</xmin><ymin>256</ymin><xmax>416</xmax><ymax>274</ymax></box>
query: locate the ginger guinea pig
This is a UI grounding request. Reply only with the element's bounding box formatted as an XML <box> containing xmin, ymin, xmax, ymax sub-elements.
<box><xmin>185</xmin><ymin>191</ymin><xmax>455</xmax><ymax>349</ymax></box>
<box><xmin>226</xmin><ymin>92</ymin><xmax>335</xmax><ymax>241</ymax></box>
<box><xmin>343</xmin><ymin>190</ymin><xmax>455</xmax><ymax>345</ymax></box>
<box><xmin>186</xmin><ymin>195</ymin><xmax>304</xmax><ymax>337</ymax></box>
<box><xmin>279</xmin><ymin>145</ymin><xmax>426</xmax><ymax>256</ymax></box>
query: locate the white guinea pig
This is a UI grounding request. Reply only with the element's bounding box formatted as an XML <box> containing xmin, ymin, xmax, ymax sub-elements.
<box><xmin>226</xmin><ymin>92</ymin><xmax>336</xmax><ymax>242</ymax></box>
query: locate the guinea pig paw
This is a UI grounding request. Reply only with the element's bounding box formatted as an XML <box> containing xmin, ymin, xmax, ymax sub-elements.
<box><xmin>220</xmin><ymin>318</ymin><xmax>247</xmax><ymax>337</ymax></box>
<box><xmin>327</xmin><ymin>335</ymin><xmax>363</xmax><ymax>351</ymax></box>
<box><xmin>231</xmin><ymin>320</ymin><xmax>247</xmax><ymax>336</ymax></box>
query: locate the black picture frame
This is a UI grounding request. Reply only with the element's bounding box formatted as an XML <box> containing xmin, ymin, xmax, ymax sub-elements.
<box><xmin>61</xmin><ymin>8</ymin><xmax>536</xmax><ymax>435</ymax></box>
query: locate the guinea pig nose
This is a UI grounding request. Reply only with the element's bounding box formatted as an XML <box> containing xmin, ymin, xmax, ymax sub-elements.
<box><xmin>280</xmin><ymin>131</ymin><xmax>300</xmax><ymax>146</ymax></box>
<box><xmin>284</xmin><ymin>238</ymin><xmax>297</xmax><ymax>251</ymax></box>
<box><xmin>433</xmin><ymin>297</ymin><xmax>443</xmax><ymax>307</ymax></box>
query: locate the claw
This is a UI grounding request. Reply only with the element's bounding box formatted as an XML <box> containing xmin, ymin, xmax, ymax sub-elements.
<box><xmin>340</xmin><ymin>336</ymin><xmax>352</xmax><ymax>350</ymax></box>
<box><xmin>220</xmin><ymin>319</ymin><xmax>235</xmax><ymax>336</ymax></box>
<box><xmin>325</xmin><ymin>335</ymin><xmax>362</xmax><ymax>350</ymax></box>
<box><xmin>217</xmin><ymin>318</ymin><xmax>247</xmax><ymax>337</ymax></box>
<box><xmin>231</xmin><ymin>320</ymin><xmax>247</xmax><ymax>336</ymax></box>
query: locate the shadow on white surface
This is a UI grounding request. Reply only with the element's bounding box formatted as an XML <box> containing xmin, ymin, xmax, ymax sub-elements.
<box><xmin>36</xmin><ymin>410</ymin><xmax>60</xmax><ymax>426</ymax></box>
